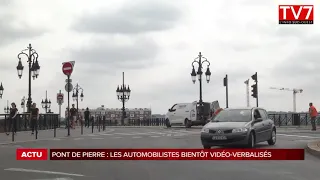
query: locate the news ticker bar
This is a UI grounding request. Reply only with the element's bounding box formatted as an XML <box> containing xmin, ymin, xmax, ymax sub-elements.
<box><xmin>16</xmin><ymin>149</ymin><xmax>305</xmax><ymax>160</ymax></box>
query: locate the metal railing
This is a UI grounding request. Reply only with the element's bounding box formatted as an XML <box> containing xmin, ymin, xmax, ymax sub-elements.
<box><xmin>89</xmin><ymin>112</ymin><xmax>320</xmax><ymax>127</ymax></box>
<box><xmin>267</xmin><ymin>113</ymin><xmax>320</xmax><ymax>127</ymax></box>
<box><xmin>0</xmin><ymin>113</ymin><xmax>60</xmax><ymax>133</ymax></box>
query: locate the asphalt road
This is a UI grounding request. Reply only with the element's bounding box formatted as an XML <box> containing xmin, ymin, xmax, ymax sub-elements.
<box><xmin>0</xmin><ymin>127</ymin><xmax>319</xmax><ymax>180</ymax></box>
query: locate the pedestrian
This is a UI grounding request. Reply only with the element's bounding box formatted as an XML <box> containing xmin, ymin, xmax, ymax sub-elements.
<box><xmin>309</xmin><ymin>102</ymin><xmax>318</xmax><ymax>131</ymax></box>
<box><xmin>29</xmin><ymin>103</ymin><xmax>39</xmax><ymax>135</ymax></box>
<box><xmin>69</xmin><ymin>104</ymin><xmax>77</xmax><ymax>129</ymax></box>
<box><xmin>84</xmin><ymin>107</ymin><xmax>90</xmax><ymax>128</ymax></box>
<box><xmin>7</xmin><ymin>102</ymin><xmax>18</xmax><ymax>135</ymax></box>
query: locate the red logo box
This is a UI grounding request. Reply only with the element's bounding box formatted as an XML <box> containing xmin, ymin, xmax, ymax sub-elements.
<box><xmin>279</xmin><ymin>5</ymin><xmax>314</xmax><ymax>24</ymax></box>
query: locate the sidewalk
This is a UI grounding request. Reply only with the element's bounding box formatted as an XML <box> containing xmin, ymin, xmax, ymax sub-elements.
<box><xmin>307</xmin><ymin>140</ymin><xmax>320</xmax><ymax>158</ymax></box>
<box><xmin>0</xmin><ymin>126</ymin><xmax>111</xmax><ymax>145</ymax></box>
<box><xmin>277</xmin><ymin>126</ymin><xmax>320</xmax><ymax>134</ymax></box>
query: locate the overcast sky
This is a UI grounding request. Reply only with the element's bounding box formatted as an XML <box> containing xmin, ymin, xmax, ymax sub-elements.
<box><xmin>0</xmin><ymin>0</ymin><xmax>319</xmax><ymax>115</ymax></box>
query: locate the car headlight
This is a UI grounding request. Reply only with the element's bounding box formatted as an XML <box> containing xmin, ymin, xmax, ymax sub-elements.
<box><xmin>201</xmin><ymin>128</ymin><xmax>210</xmax><ymax>133</ymax></box>
<box><xmin>232</xmin><ymin>128</ymin><xmax>248</xmax><ymax>133</ymax></box>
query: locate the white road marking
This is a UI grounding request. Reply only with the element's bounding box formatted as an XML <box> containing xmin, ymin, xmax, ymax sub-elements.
<box><xmin>277</xmin><ymin>134</ymin><xmax>320</xmax><ymax>138</ymax></box>
<box><xmin>146</xmin><ymin>132</ymin><xmax>167</xmax><ymax>135</ymax></box>
<box><xmin>4</xmin><ymin>168</ymin><xmax>84</xmax><ymax>177</ymax></box>
<box><xmin>73</xmin><ymin>138</ymin><xmax>84</xmax><ymax>140</ymax></box>
<box><xmin>112</xmin><ymin>137</ymin><xmax>123</xmax><ymax>139</ymax></box>
<box><xmin>104</xmin><ymin>129</ymin><xmax>116</xmax><ymax>133</ymax></box>
<box><xmin>173</xmin><ymin>134</ymin><xmax>185</xmax><ymax>136</ymax></box>
<box><xmin>113</xmin><ymin>133</ymin><xmax>134</xmax><ymax>135</ymax></box>
<box><xmin>92</xmin><ymin>137</ymin><xmax>104</xmax><ymax>140</ymax></box>
<box><xmin>32</xmin><ymin>178</ymin><xmax>73</xmax><ymax>180</ymax></box>
<box><xmin>52</xmin><ymin>139</ymin><xmax>61</xmax><ymax>141</ymax></box>
<box><xmin>99</xmin><ymin>133</ymin><xmax>113</xmax><ymax>136</ymax></box>
<box><xmin>167</xmin><ymin>134</ymin><xmax>172</xmax><ymax>136</ymax></box>
<box><xmin>294</xmin><ymin>139</ymin><xmax>314</xmax><ymax>142</ymax></box>
<box><xmin>130</xmin><ymin>132</ymin><xmax>166</xmax><ymax>135</ymax></box>
<box><xmin>85</xmin><ymin>134</ymin><xmax>97</xmax><ymax>136</ymax></box>
<box><xmin>150</xmin><ymin>136</ymin><xmax>160</xmax><ymax>138</ymax></box>
<box><xmin>132</xmin><ymin>136</ymin><xmax>142</xmax><ymax>138</ymax></box>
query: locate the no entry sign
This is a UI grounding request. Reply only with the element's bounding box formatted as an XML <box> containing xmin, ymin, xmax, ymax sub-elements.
<box><xmin>57</xmin><ymin>93</ymin><xmax>63</xmax><ymax>100</ymax></box>
<box><xmin>57</xmin><ymin>93</ymin><xmax>64</xmax><ymax>104</ymax></box>
<box><xmin>62</xmin><ymin>62</ymin><xmax>73</xmax><ymax>76</ymax></box>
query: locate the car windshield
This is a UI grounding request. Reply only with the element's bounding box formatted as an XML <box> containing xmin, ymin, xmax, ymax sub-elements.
<box><xmin>211</xmin><ymin>109</ymin><xmax>252</xmax><ymax>122</ymax></box>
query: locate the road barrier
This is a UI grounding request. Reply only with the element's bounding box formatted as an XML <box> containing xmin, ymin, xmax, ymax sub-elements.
<box><xmin>0</xmin><ymin>113</ymin><xmax>60</xmax><ymax>133</ymax></box>
<box><xmin>268</xmin><ymin>113</ymin><xmax>320</xmax><ymax>127</ymax></box>
<box><xmin>90</xmin><ymin>112</ymin><xmax>320</xmax><ymax>127</ymax></box>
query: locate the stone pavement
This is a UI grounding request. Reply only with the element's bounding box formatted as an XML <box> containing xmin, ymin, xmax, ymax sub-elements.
<box><xmin>1</xmin><ymin>127</ymin><xmax>320</xmax><ymax>180</ymax></box>
<box><xmin>0</xmin><ymin>126</ymin><xmax>113</xmax><ymax>145</ymax></box>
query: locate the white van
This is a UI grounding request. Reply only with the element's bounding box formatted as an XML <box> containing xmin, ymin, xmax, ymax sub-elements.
<box><xmin>165</xmin><ymin>101</ymin><xmax>219</xmax><ymax>128</ymax></box>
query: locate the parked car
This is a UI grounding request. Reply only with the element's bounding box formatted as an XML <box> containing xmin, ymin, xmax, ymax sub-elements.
<box><xmin>165</xmin><ymin>101</ymin><xmax>213</xmax><ymax>128</ymax></box>
<box><xmin>200</xmin><ymin>107</ymin><xmax>276</xmax><ymax>148</ymax></box>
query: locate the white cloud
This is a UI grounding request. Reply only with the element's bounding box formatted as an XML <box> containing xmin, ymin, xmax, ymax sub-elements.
<box><xmin>0</xmin><ymin>0</ymin><xmax>319</xmax><ymax>115</ymax></box>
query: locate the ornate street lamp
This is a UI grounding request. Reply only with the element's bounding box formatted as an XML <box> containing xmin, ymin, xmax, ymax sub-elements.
<box><xmin>116</xmin><ymin>72</ymin><xmax>131</xmax><ymax>125</ymax></box>
<box><xmin>17</xmin><ymin>44</ymin><xmax>40</xmax><ymax>112</ymax></box>
<box><xmin>0</xmin><ymin>82</ymin><xmax>3</xmax><ymax>99</ymax></box>
<box><xmin>41</xmin><ymin>90</ymin><xmax>51</xmax><ymax>113</ymax></box>
<box><xmin>21</xmin><ymin>96</ymin><xmax>26</xmax><ymax>113</ymax></box>
<box><xmin>4</xmin><ymin>100</ymin><xmax>10</xmax><ymax>114</ymax></box>
<box><xmin>190</xmin><ymin>52</ymin><xmax>211</xmax><ymax>125</ymax></box>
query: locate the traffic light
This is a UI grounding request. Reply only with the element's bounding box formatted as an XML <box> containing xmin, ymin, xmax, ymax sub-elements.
<box><xmin>223</xmin><ymin>75</ymin><xmax>228</xmax><ymax>87</ymax></box>
<box><xmin>251</xmin><ymin>72</ymin><xmax>257</xmax><ymax>82</ymax></box>
<box><xmin>223</xmin><ymin>74</ymin><xmax>229</xmax><ymax>108</ymax></box>
<box><xmin>251</xmin><ymin>84</ymin><xmax>257</xmax><ymax>98</ymax></box>
<box><xmin>251</xmin><ymin>72</ymin><xmax>258</xmax><ymax>106</ymax></box>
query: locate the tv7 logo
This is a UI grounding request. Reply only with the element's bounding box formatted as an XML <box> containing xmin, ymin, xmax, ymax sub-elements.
<box><xmin>278</xmin><ymin>5</ymin><xmax>314</xmax><ymax>24</ymax></box>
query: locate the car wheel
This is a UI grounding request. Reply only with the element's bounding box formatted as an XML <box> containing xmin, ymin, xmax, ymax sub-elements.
<box><xmin>247</xmin><ymin>132</ymin><xmax>255</xmax><ymax>148</ymax></box>
<box><xmin>203</xmin><ymin>145</ymin><xmax>211</xmax><ymax>149</ymax></box>
<box><xmin>165</xmin><ymin>119</ymin><xmax>171</xmax><ymax>128</ymax></box>
<box><xmin>267</xmin><ymin>129</ymin><xmax>276</xmax><ymax>145</ymax></box>
<box><xmin>185</xmin><ymin>119</ymin><xmax>192</xmax><ymax>128</ymax></box>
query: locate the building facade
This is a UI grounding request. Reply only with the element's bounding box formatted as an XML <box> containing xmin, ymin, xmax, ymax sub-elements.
<box><xmin>77</xmin><ymin>106</ymin><xmax>152</xmax><ymax>120</ymax></box>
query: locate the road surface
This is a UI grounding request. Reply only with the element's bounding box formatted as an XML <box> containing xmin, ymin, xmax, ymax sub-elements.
<box><xmin>0</xmin><ymin>127</ymin><xmax>319</xmax><ymax>180</ymax></box>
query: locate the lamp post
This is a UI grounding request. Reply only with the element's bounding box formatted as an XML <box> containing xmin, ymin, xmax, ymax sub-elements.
<box><xmin>4</xmin><ymin>100</ymin><xmax>10</xmax><ymax>114</ymax></box>
<box><xmin>72</xmin><ymin>84</ymin><xmax>84</xmax><ymax>114</ymax></box>
<box><xmin>41</xmin><ymin>90</ymin><xmax>51</xmax><ymax>113</ymax></box>
<box><xmin>16</xmin><ymin>44</ymin><xmax>40</xmax><ymax>112</ymax></box>
<box><xmin>190</xmin><ymin>52</ymin><xmax>211</xmax><ymax>123</ymax></box>
<box><xmin>21</xmin><ymin>96</ymin><xmax>26</xmax><ymax>113</ymax></box>
<box><xmin>0</xmin><ymin>82</ymin><xmax>4</xmax><ymax>99</ymax></box>
<box><xmin>116</xmin><ymin>72</ymin><xmax>131</xmax><ymax>126</ymax></box>
<box><xmin>72</xmin><ymin>84</ymin><xmax>84</xmax><ymax>134</ymax></box>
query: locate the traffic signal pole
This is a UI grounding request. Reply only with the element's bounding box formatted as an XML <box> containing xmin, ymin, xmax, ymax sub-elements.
<box><xmin>256</xmin><ymin>82</ymin><xmax>258</xmax><ymax>107</ymax></box>
<box><xmin>251</xmin><ymin>72</ymin><xmax>258</xmax><ymax>107</ymax></box>
<box><xmin>223</xmin><ymin>74</ymin><xmax>229</xmax><ymax>108</ymax></box>
<box><xmin>67</xmin><ymin>75</ymin><xmax>70</xmax><ymax>136</ymax></box>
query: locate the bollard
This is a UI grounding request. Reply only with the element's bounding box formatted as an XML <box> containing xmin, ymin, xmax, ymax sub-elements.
<box><xmin>54</xmin><ymin>118</ymin><xmax>56</xmax><ymax>138</ymax></box>
<box><xmin>81</xmin><ymin>118</ymin><xmax>83</xmax><ymax>135</ymax></box>
<box><xmin>98</xmin><ymin>117</ymin><xmax>101</xmax><ymax>132</ymax></box>
<box><xmin>91</xmin><ymin>117</ymin><xmax>94</xmax><ymax>133</ymax></box>
<box><xmin>11</xmin><ymin>119</ymin><xmax>14</xmax><ymax>142</ymax></box>
<box><xmin>35</xmin><ymin>119</ymin><xmax>38</xmax><ymax>140</ymax></box>
<box><xmin>103</xmin><ymin>117</ymin><xmax>105</xmax><ymax>131</ymax></box>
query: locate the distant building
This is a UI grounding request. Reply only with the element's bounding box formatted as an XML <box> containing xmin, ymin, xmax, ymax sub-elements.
<box><xmin>152</xmin><ymin>114</ymin><xmax>166</xmax><ymax>118</ymax></box>
<box><xmin>77</xmin><ymin>105</ymin><xmax>152</xmax><ymax>120</ymax></box>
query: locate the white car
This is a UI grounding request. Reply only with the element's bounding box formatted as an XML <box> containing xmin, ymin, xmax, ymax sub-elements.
<box><xmin>165</xmin><ymin>101</ymin><xmax>214</xmax><ymax>128</ymax></box>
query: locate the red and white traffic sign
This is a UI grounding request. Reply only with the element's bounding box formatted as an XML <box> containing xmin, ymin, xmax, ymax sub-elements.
<box><xmin>57</xmin><ymin>93</ymin><xmax>63</xmax><ymax>100</ymax></box>
<box><xmin>62</xmin><ymin>62</ymin><xmax>73</xmax><ymax>76</ymax></box>
<box><xmin>57</xmin><ymin>93</ymin><xmax>64</xmax><ymax>104</ymax></box>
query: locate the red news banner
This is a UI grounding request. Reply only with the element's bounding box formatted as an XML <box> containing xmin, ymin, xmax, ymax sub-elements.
<box><xmin>16</xmin><ymin>149</ymin><xmax>304</xmax><ymax>160</ymax></box>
